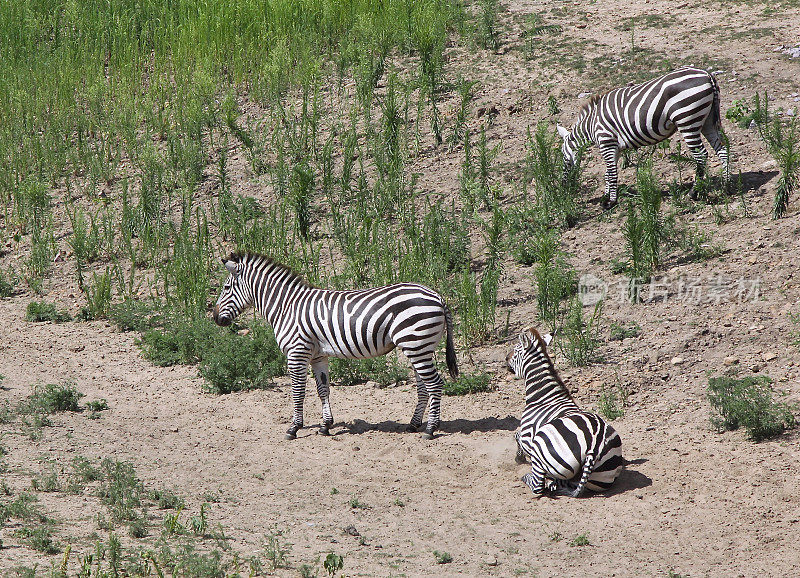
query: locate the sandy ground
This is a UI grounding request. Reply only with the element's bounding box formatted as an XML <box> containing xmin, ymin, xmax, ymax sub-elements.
<box><xmin>2</xmin><ymin>0</ymin><xmax>800</xmax><ymax>576</ymax></box>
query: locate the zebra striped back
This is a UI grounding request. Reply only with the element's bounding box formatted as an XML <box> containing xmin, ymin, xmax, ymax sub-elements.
<box><xmin>509</xmin><ymin>328</ymin><xmax>623</xmax><ymax>497</ymax></box>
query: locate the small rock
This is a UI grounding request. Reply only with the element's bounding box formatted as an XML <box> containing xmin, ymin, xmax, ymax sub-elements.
<box><xmin>723</xmin><ymin>356</ymin><xmax>739</xmax><ymax>366</ymax></box>
<box><xmin>578</xmin><ymin>92</ymin><xmax>592</xmax><ymax>99</ymax></box>
<box><xmin>487</xmin><ymin>557</ymin><xmax>499</xmax><ymax>566</ymax></box>
<box><xmin>671</xmin><ymin>357</ymin><xmax>685</xmax><ymax>366</ymax></box>
<box><xmin>763</xmin><ymin>352</ymin><xmax>777</xmax><ymax>361</ymax></box>
<box><xmin>750</xmin><ymin>365</ymin><xmax>761</xmax><ymax>373</ymax></box>
<box><xmin>237</xmin><ymin>328</ymin><xmax>250</xmax><ymax>336</ymax></box>
<box><xmin>344</xmin><ymin>525</ymin><xmax>360</xmax><ymax>537</ymax></box>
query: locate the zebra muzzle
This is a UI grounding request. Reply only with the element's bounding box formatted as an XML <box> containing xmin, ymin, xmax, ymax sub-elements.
<box><xmin>212</xmin><ymin>306</ymin><xmax>232</xmax><ymax>327</ymax></box>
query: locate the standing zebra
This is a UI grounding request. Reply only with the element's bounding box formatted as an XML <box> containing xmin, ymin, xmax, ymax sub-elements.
<box><xmin>557</xmin><ymin>66</ymin><xmax>729</xmax><ymax>208</ymax></box>
<box><xmin>507</xmin><ymin>328</ymin><xmax>623</xmax><ymax>497</ymax></box>
<box><xmin>212</xmin><ymin>252</ymin><xmax>458</xmax><ymax>440</ymax></box>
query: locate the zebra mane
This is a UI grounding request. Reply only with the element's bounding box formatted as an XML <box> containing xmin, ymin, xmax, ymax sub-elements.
<box><xmin>226</xmin><ymin>252</ymin><xmax>311</xmax><ymax>287</ymax></box>
<box><xmin>575</xmin><ymin>93</ymin><xmax>604</xmax><ymax>122</ymax></box>
<box><xmin>524</xmin><ymin>327</ymin><xmax>576</xmax><ymax>402</ymax></box>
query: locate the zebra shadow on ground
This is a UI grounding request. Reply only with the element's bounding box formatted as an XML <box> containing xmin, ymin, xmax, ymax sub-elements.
<box><xmin>335</xmin><ymin>415</ymin><xmax>519</xmax><ymax>437</ymax></box>
<box><xmin>601</xmin><ymin>458</ymin><xmax>652</xmax><ymax>498</ymax></box>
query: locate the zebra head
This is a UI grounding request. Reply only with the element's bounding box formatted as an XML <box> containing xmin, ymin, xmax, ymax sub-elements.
<box><xmin>212</xmin><ymin>254</ymin><xmax>252</xmax><ymax>327</ymax></box>
<box><xmin>557</xmin><ymin>124</ymin><xmax>578</xmax><ymax>172</ymax></box>
<box><xmin>506</xmin><ymin>327</ymin><xmax>552</xmax><ymax>377</ymax></box>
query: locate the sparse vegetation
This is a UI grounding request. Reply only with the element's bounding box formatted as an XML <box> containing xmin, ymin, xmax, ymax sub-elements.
<box><xmin>751</xmin><ymin>92</ymin><xmax>800</xmax><ymax>218</ymax></box>
<box><xmin>25</xmin><ymin>301</ymin><xmax>72</xmax><ymax>323</ymax></box>
<box><xmin>569</xmin><ymin>533</ymin><xmax>590</xmax><ymax>547</ymax></box>
<box><xmin>434</xmin><ymin>550</ymin><xmax>453</xmax><ymax>564</ymax></box>
<box><xmin>707</xmin><ymin>375</ymin><xmax>796</xmax><ymax>441</ymax></box>
<box><xmin>443</xmin><ymin>371</ymin><xmax>494</xmax><ymax>395</ymax></box>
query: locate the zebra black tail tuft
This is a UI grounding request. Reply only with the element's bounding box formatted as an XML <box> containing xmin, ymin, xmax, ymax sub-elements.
<box><xmin>708</xmin><ymin>70</ymin><xmax>722</xmax><ymax>131</ymax></box>
<box><xmin>444</xmin><ymin>305</ymin><xmax>459</xmax><ymax>379</ymax></box>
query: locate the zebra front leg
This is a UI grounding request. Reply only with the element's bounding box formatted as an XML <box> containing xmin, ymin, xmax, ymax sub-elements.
<box><xmin>406</xmin><ymin>371</ymin><xmax>428</xmax><ymax>433</ymax></box>
<box><xmin>285</xmin><ymin>352</ymin><xmax>311</xmax><ymax>440</ymax></box>
<box><xmin>311</xmin><ymin>357</ymin><xmax>334</xmax><ymax>435</ymax></box>
<box><xmin>599</xmin><ymin>142</ymin><xmax>620</xmax><ymax>209</ymax></box>
<box><xmin>521</xmin><ymin>462</ymin><xmax>547</xmax><ymax>498</ymax></box>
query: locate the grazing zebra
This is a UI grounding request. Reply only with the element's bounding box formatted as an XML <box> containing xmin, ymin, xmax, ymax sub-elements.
<box><xmin>212</xmin><ymin>252</ymin><xmax>458</xmax><ymax>440</ymax></box>
<box><xmin>557</xmin><ymin>66</ymin><xmax>729</xmax><ymax>208</ymax></box>
<box><xmin>507</xmin><ymin>328</ymin><xmax>623</xmax><ymax>497</ymax></box>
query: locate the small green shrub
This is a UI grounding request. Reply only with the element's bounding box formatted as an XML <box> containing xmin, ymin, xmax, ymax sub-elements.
<box><xmin>199</xmin><ymin>323</ymin><xmax>286</xmax><ymax>394</ymax></box>
<box><xmin>97</xmin><ymin>459</ymin><xmax>144</xmax><ymax>523</ymax></box>
<box><xmin>609</xmin><ymin>322</ymin><xmax>641</xmax><ymax>341</ymax></box>
<box><xmin>752</xmin><ymin>92</ymin><xmax>799</xmax><ymax>219</ymax></box>
<box><xmin>597</xmin><ymin>383</ymin><xmax>628</xmax><ymax>421</ymax></box>
<box><xmin>0</xmin><ymin>493</ymin><xmax>48</xmax><ymax>525</ymax></box>
<box><xmin>433</xmin><ymin>550</ymin><xmax>453</xmax><ymax>564</ymax></box>
<box><xmin>25</xmin><ymin>301</ymin><xmax>72</xmax><ymax>323</ymax></box>
<box><xmin>0</xmin><ymin>269</ymin><xmax>16</xmax><ymax>298</ymax></box>
<box><xmin>149</xmin><ymin>488</ymin><xmax>185</xmax><ymax>510</ymax></box>
<box><xmin>558</xmin><ymin>298</ymin><xmax>602</xmax><ymax>367</ymax></box>
<box><xmin>329</xmin><ymin>356</ymin><xmax>408</xmax><ymax>388</ymax></box>
<box><xmin>15</xmin><ymin>524</ymin><xmax>60</xmax><ymax>554</ymax></box>
<box><xmin>138</xmin><ymin>316</ymin><xmax>218</xmax><ymax>367</ymax></box>
<box><xmin>349</xmin><ymin>497</ymin><xmax>369</xmax><ymax>510</ymax></box>
<box><xmin>443</xmin><ymin>372</ymin><xmax>493</xmax><ymax>396</ymax></box>
<box><xmin>20</xmin><ymin>382</ymin><xmax>84</xmax><ymax>414</ymax></box>
<box><xmin>707</xmin><ymin>375</ymin><xmax>796</xmax><ymax>441</ymax></box>
<box><xmin>109</xmin><ymin>299</ymin><xmax>163</xmax><ymax>332</ymax></box>
<box><xmin>324</xmin><ymin>553</ymin><xmax>344</xmax><ymax>577</ymax></box>
<box><xmin>569</xmin><ymin>533</ymin><xmax>590</xmax><ymax>547</ymax></box>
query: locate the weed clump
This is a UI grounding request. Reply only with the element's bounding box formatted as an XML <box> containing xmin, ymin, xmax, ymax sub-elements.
<box><xmin>20</xmin><ymin>382</ymin><xmax>84</xmax><ymax>414</ymax></box>
<box><xmin>443</xmin><ymin>372</ymin><xmax>493</xmax><ymax>396</ymax></box>
<box><xmin>329</xmin><ymin>356</ymin><xmax>408</xmax><ymax>388</ymax></box>
<box><xmin>707</xmin><ymin>375</ymin><xmax>796</xmax><ymax>441</ymax></box>
<box><xmin>199</xmin><ymin>323</ymin><xmax>286</xmax><ymax>394</ymax></box>
<box><xmin>25</xmin><ymin>301</ymin><xmax>72</xmax><ymax>323</ymax></box>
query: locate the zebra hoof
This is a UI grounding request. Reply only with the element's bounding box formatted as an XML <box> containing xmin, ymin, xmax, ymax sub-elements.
<box><xmin>420</xmin><ymin>430</ymin><xmax>435</xmax><ymax>440</ymax></box>
<box><xmin>285</xmin><ymin>432</ymin><xmax>297</xmax><ymax>440</ymax></box>
<box><xmin>601</xmin><ymin>198</ymin><xmax>617</xmax><ymax>210</ymax></box>
<box><xmin>319</xmin><ymin>427</ymin><xmax>330</xmax><ymax>436</ymax></box>
<box><xmin>406</xmin><ymin>423</ymin><xmax>420</xmax><ymax>433</ymax></box>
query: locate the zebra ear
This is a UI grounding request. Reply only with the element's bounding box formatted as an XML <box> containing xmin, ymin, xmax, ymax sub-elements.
<box><xmin>542</xmin><ymin>333</ymin><xmax>554</xmax><ymax>347</ymax></box>
<box><xmin>518</xmin><ymin>331</ymin><xmax>534</xmax><ymax>349</ymax></box>
<box><xmin>556</xmin><ymin>124</ymin><xmax>570</xmax><ymax>140</ymax></box>
<box><xmin>224</xmin><ymin>260</ymin><xmax>239</xmax><ymax>276</ymax></box>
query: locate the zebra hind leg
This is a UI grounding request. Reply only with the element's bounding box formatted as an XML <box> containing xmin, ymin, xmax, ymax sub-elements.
<box><xmin>312</xmin><ymin>358</ymin><xmax>334</xmax><ymax>436</ymax></box>
<box><xmin>514</xmin><ymin>431</ymin><xmax>527</xmax><ymax>465</ymax></box>
<box><xmin>406</xmin><ymin>372</ymin><xmax>428</xmax><ymax>433</ymax></box>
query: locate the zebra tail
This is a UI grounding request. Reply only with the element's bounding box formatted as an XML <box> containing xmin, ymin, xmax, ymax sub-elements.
<box><xmin>571</xmin><ymin>422</ymin><xmax>608</xmax><ymax>498</ymax></box>
<box><xmin>708</xmin><ymin>71</ymin><xmax>722</xmax><ymax>131</ymax></box>
<box><xmin>444</xmin><ymin>305</ymin><xmax>459</xmax><ymax>379</ymax></box>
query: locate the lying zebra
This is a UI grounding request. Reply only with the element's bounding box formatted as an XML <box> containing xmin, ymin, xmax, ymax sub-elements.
<box><xmin>558</xmin><ymin>66</ymin><xmax>729</xmax><ymax>209</ymax></box>
<box><xmin>507</xmin><ymin>328</ymin><xmax>623</xmax><ymax>497</ymax></box>
<box><xmin>212</xmin><ymin>252</ymin><xmax>458</xmax><ymax>440</ymax></box>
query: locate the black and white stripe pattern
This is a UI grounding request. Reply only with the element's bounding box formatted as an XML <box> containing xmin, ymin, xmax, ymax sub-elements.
<box><xmin>212</xmin><ymin>253</ymin><xmax>458</xmax><ymax>439</ymax></box>
<box><xmin>507</xmin><ymin>328</ymin><xmax>623</xmax><ymax>497</ymax></box>
<box><xmin>558</xmin><ymin>66</ymin><xmax>729</xmax><ymax>208</ymax></box>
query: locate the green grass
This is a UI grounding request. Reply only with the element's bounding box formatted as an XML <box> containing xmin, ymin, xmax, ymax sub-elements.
<box><xmin>433</xmin><ymin>550</ymin><xmax>453</xmax><ymax>564</ymax></box>
<box><xmin>569</xmin><ymin>533</ymin><xmax>590</xmax><ymax>547</ymax></box>
<box><xmin>329</xmin><ymin>355</ymin><xmax>408</xmax><ymax>388</ymax></box>
<box><xmin>19</xmin><ymin>381</ymin><xmax>84</xmax><ymax>414</ymax></box>
<box><xmin>609</xmin><ymin>322</ymin><xmax>641</xmax><ymax>341</ymax></box>
<box><xmin>25</xmin><ymin>301</ymin><xmax>72</xmax><ymax>323</ymax></box>
<box><xmin>443</xmin><ymin>372</ymin><xmax>494</xmax><ymax>396</ymax></box>
<box><xmin>707</xmin><ymin>375</ymin><xmax>796</xmax><ymax>441</ymax></box>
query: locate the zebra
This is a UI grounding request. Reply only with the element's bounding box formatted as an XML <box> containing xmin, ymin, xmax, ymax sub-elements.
<box><xmin>557</xmin><ymin>66</ymin><xmax>729</xmax><ymax>209</ymax></box>
<box><xmin>507</xmin><ymin>328</ymin><xmax>623</xmax><ymax>497</ymax></box>
<box><xmin>212</xmin><ymin>252</ymin><xmax>458</xmax><ymax>440</ymax></box>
